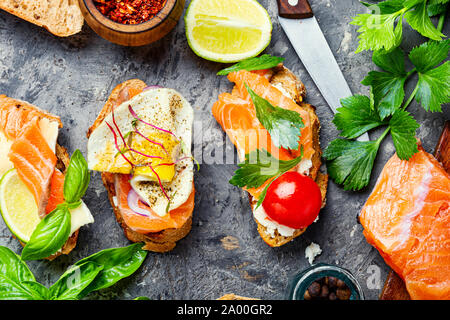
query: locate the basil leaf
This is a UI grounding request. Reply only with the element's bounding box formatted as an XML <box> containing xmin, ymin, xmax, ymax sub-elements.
<box><xmin>217</xmin><ymin>54</ymin><xmax>285</xmax><ymax>76</ymax></box>
<box><xmin>21</xmin><ymin>281</ymin><xmax>50</xmax><ymax>300</ymax></box>
<box><xmin>50</xmin><ymin>262</ymin><xmax>103</xmax><ymax>300</ymax></box>
<box><xmin>0</xmin><ymin>275</ymin><xmax>38</xmax><ymax>300</ymax></box>
<box><xmin>230</xmin><ymin>148</ymin><xmax>303</xmax><ymax>189</ymax></box>
<box><xmin>21</xmin><ymin>207</ymin><xmax>71</xmax><ymax>261</ymax></box>
<box><xmin>246</xmin><ymin>84</ymin><xmax>304</xmax><ymax>150</ymax></box>
<box><xmin>75</xmin><ymin>243</ymin><xmax>147</xmax><ymax>298</ymax></box>
<box><xmin>64</xmin><ymin>149</ymin><xmax>90</xmax><ymax>204</ymax></box>
<box><xmin>0</xmin><ymin>246</ymin><xmax>35</xmax><ymax>282</ymax></box>
<box><xmin>134</xmin><ymin>296</ymin><xmax>151</xmax><ymax>300</ymax></box>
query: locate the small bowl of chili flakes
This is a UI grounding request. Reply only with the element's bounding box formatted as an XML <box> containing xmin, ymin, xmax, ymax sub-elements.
<box><xmin>78</xmin><ymin>0</ymin><xmax>185</xmax><ymax>46</ymax></box>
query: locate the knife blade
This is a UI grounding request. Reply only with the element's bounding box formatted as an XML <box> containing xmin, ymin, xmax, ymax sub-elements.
<box><xmin>277</xmin><ymin>0</ymin><xmax>369</xmax><ymax>141</ymax></box>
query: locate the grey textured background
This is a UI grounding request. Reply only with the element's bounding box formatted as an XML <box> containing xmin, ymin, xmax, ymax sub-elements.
<box><xmin>0</xmin><ymin>0</ymin><xmax>448</xmax><ymax>300</ymax></box>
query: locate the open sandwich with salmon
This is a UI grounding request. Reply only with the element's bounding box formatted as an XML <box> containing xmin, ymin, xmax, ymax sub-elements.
<box><xmin>0</xmin><ymin>95</ymin><xmax>94</xmax><ymax>259</ymax></box>
<box><xmin>213</xmin><ymin>64</ymin><xmax>328</xmax><ymax>247</ymax></box>
<box><xmin>87</xmin><ymin>80</ymin><xmax>195</xmax><ymax>253</ymax></box>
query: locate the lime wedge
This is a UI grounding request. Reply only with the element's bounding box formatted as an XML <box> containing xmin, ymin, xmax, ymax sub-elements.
<box><xmin>0</xmin><ymin>169</ymin><xmax>40</xmax><ymax>243</ymax></box>
<box><xmin>185</xmin><ymin>0</ymin><xmax>272</xmax><ymax>63</ymax></box>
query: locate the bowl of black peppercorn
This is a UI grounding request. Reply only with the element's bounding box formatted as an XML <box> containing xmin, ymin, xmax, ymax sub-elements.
<box><xmin>286</xmin><ymin>263</ymin><xmax>364</xmax><ymax>300</ymax></box>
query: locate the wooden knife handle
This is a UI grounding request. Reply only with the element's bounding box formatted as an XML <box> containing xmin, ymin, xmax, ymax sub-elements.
<box><xmin>277</xmin><ymin>0</ymin><xmax>313</xmax><ymax>19</ymax></box>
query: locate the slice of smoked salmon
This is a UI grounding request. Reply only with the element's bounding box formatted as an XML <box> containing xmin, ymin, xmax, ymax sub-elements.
<box><xmin>227</xmin><ymin>70</ymin><xmax>314</xmax><ymax>161</ymax></box>
<box><xmin>115</xmin><ymin>174</ymin><xmax>194</xmax><ymax>234</ymax></box>
<box><xmin>360</xmin><ymin>146</ymin><xmax>450</xmax><ymax>300</ymax></box>
<box><xmin>8</xmin><ymin>121</ymin><xmax>57</xmax><ymax>215</ymax></box>
<box><xmin>45</xmin><ymin>169</ymin><xmax>66</xmax><ymax>215</ymax></box>
<box><xmin>0</xmin><ymin>95</ymin><xmax>61</xmax><ymax>140</ymax></box>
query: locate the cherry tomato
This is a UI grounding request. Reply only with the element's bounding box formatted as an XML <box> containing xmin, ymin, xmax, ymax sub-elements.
<box><xmin>262</xmin><ymin>171</ymin><xmax>322</xmax><ymax>229</ymax></box>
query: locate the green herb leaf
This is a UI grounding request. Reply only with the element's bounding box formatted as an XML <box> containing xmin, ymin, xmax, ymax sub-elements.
<box><xmin>0</xmin><ymin>246</ymin><xmax>35</xmax><ymax>283</ymax></box>
<box><xmin>323</xmin><ymin>139</ymin><xmax>382</xmax><ymax>191</ymax></box>
<box><xmin>361</xmin><ymin>0</ymin><xmax>405</xmax><ymax>14</ymax></box>
<box><xmin>405</xmin><ymin>1</ymin><xmax>445</xmax><ymax>40</ymax></box>
<box><xmin>389</xmin><ymin>109</ymin><xmax>420</xmax><ymax>160</ymax></box>
<box><xmin>351</xmin><ymin>9</ymin><xmax>405</xmax><ymax>53</ymax></box>
<box><xmin>75</xmin><ymin>243</ymin><xmax>148</xmax><ymax>299</ymax></box>
<box><xmin>0</xmin><ymin>275</ymin><xmax>43</xmax><ymax>300</ymax></box>
<box><xmin>50</xmin><ymin>262</ymin><xmax>104</xmax><ymax>300</ymax></box>
<box><xmin>409</xmin><ymin>40</ymin><xmax>450</xmax><ymax>72</ymax></box>
<box><xmin>255</xmin><ymin>174</ymin><xmax>280</xmax><ymax>209</ymax></box>
<box><xmin>134</xmin><ymin>296</ymin><xmax>151</xmax><ymax>300</ymax></box>
<box><xmin>333</xmin><ymin>95</ymin><xmax>385</xmax><ymax>139</ymax></box>
<box><xmin>21</xmin><ymin>281</ymin><xmax>50</xmax><ymax>300</ymax></box>
<box><xmin>413</xmin><ymin>61</ymin><xmax>450</xmax><ymax>112</ymax></box>
<box><xmin>217</xmin><ymin>54</ymin><xmax>285</xmax><ymax>76</ymax></box>
<box><xmin>230</xmin><ymin>148</ymin><xmax>303</xmax><ymax>189</ymax></box>
<box><xmin>21</xmin><ymin>207</ymin><xmax>71</xmax><ymax>261</ymax></box>
<box><xmin>362</xmin><ymin>47</ymin><xmax>408</xmax><ymax>118</ymax></box>
<box><xmin>64</xmin><ymin>149</ymin><xmax>90</xmax><ymax>205</ymax></box>
<box><xmin>246</xmin><ymin>84</ymin><xmax>304</xmax><ymax>150</ymax></box>
<box><xmin>427</xmin><ymin>0</ymin><xmax>449</xmax><ymax>16</ymax></box>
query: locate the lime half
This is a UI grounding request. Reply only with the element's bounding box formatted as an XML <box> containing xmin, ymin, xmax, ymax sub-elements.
<box><xmin>0</xmin><ymin>169</ymin><xmax>40</xmax><ymax>243</ymax></box>
<box><xmin>185</xmin><ymin>0</ymin><xmax>272</xmax><ymax>63</ymax></box>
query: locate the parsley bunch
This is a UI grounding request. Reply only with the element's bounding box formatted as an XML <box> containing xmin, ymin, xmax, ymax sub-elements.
<box><xmin>324</xmin><ymin>0</ymin><xmax>449</xmax><ymax>191</ymax></box>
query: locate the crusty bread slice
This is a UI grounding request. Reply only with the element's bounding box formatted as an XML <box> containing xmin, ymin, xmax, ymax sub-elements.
<box><xmin>0</xmin><ymin>96</ymin><xmax>79</xmax><ymax>260</ymax></box>
<box><xmin>0</xmin><ymin>0</ymin><xmax>83</xmax><ymax>37</ymax></box>
<box><xmin>248</xmin><ymin>65</ymin><xmax>328</xmax><ymax>248</ymax></box>
<box><xmin>87</xmin><ymin>80</ymin><xmax>193</xmax><ymax>253</ymax></box>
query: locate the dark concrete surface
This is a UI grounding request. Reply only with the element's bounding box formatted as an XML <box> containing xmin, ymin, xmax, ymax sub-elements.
<box><xmin>0</xmin><ymin>0</ymin><xmax>448</xmax><ymax>300</ymax></box>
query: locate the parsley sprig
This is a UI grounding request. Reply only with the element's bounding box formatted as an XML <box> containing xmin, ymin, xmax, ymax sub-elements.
<box><xmin>246</xmin><ymin>84</ymin><xmax>304</xmax><ymax>150</ymax></box>
<box><xmin>230</xmin><ymin>148</ymin><xmax>303</xmax><ymax>207</ymax></box>
<box><xmin>325</xmin><ymin>1</ymin><xmax>449</xmax><ymax>191</ymax></box>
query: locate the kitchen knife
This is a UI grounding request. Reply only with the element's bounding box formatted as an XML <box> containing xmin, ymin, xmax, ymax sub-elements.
<box><xmin>277</xmin><ymin>0</ymin><xmax>369</xmax><ymax>141</ymax></box>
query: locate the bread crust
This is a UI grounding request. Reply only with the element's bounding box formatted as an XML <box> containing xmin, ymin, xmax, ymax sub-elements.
<box><xmin>1</xmin><ymin>96</ymin><xmax>78</xmax><ymax>259</ymax></box>
<box><xmin>249</xmin><ymin>65</ymin><xmax>328</xmax><ymax>248</ymax></box>
<box><xmin>0</xmin><ymin>0</ymin><xmax>84</xmax><ymax>37</ymax></box>
<box><xmin>88</xmin><ymin>80</ymin><xmax>193</xmax><ymax>253</ymax></box>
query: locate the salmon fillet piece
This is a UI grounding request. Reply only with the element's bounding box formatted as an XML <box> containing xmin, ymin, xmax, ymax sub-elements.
<box><xmin>114</xmin><ymin>174</ymin><xmax>194</xmax><ymax>234</ymax></box>
<box><xmin>8</xmin><ymin>121</ymin><xmax>57</xmax><ymax>215</ymax></box>
<box><xmin>360</xmin><ymin>147</ymin><xmax>450</xmax><ymax>300</ymax></box>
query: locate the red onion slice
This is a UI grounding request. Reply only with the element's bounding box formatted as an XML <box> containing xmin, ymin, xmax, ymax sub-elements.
<box><xmin>127</xmin><ymin>189</ymin><xmax>152</xmax><ymax>217</ymax></box>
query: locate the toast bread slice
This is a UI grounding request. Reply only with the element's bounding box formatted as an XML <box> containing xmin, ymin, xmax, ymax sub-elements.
<box><xmin>0</xmin><ymin>0</ymin><xmax>84</xmax><ymax>37</ymax></box>
<box><xmin>248</xmin><ymin>65</ymin><xmax>328</xmax><ymax>247</ymax></box>
<box><xmin>0</xmin><ymin>96</ymin><xmax>78</xmax><ymax>260</ymax></box>
<box><xmin>87</xmin><ymin>80</ymin><xmax>193</xmax><ymax>253</ymax></box>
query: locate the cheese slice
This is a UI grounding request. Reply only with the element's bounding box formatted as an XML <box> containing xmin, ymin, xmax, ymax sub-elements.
<box><xmin>0</xmin><ymin>131</ymin><xmax>13</xmax><ymax>178</ymax></box>
<box><xmin>69</xmin><ymin>201</ymin><xmax>94</xmax><ymax>236</ymax></box>
<box><xmin>39</xmin><ymin>118</ymin><xmax>59</xmax><ymax>153</ymax></box>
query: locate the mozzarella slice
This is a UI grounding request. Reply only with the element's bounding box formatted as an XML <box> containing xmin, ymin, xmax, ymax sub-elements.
<box><xmin>69</xmin><ymin>201</ymin><xmax>94</xmax><ymax>236</ymax></box>
<box><xmin>0</xmin><ymin>131</ymin><xmax>13</xmax><ymax>177</ymax></box>
<box><xmin>39</xmin><ymin>118</ymin><xmax>59</xmax><ymax>153</ymax></box>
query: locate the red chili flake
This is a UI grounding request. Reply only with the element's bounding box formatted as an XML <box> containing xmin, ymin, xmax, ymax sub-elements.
<box><xmin>94</xmin><ymin>0</ymin><xmax>166</xmax><ymax>25</ymax></box>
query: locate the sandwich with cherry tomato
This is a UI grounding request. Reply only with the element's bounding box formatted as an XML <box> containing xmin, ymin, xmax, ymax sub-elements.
<box><xmin>87</xmin><ymin>79</ymin><xmax>195</xmax><ymax>252</ymax></box>
<box><xmin>213</xmin><ymin>55</ymin><xmax>328</xmax><ymax>247</ymax></box>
